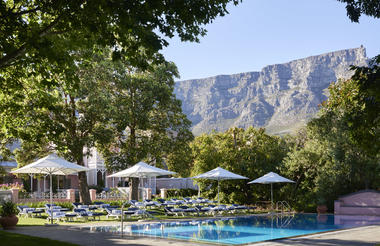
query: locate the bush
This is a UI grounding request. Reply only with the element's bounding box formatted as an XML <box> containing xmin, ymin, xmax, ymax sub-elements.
<box><xmin>0</xmin><ymin>201</ymin><xmax>18</xmax><ymax>217</ymax></box>
<box><xmin>166</xmin><ymin>188</ymin><xmax>198</xmax><ymax>198</ymax></box>
<box><xmin>17</xmin><ymin>201</ymin><xmax>74</xmax><ymax>210</ymax></box>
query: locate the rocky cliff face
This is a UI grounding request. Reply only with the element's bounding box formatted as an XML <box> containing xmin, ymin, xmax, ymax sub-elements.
<box><xmin>174</xmin><ymin>47</ymin><xmax>368</xmax><ymax>135</ymax></box>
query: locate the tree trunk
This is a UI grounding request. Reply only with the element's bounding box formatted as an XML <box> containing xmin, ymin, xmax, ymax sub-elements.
<box><xmin>129</xmin><ymin>177</ymin><xmax>139</xmax><ymax>201</ymax></box>
<box><xmin>76</xmin><ymin>148</ymin><xmax>91</xmax><ymax>204</ymax></box>
<box><xmin>78</xmin><ymin>171</ymin><xmax>91</xmax><ymax>204</ymax></box>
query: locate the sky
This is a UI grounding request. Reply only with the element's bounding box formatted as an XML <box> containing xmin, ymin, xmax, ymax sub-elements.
<box><xmin>161</xmin><ymin>0</ymin><xmax>380</xmax><ymax>81</ymax></box>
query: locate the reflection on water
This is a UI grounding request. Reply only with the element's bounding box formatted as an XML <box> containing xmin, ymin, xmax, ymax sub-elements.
<box><xmin>85</xmin><ymin>214</ymin><xmax>380</xmax><ymax>245</ymax></box>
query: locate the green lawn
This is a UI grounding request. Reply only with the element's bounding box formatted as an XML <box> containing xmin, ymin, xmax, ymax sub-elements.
<box><xmin>0</xmin><ymin>230</ymin><xmax>78</xmax><ymax>246</ymax></box>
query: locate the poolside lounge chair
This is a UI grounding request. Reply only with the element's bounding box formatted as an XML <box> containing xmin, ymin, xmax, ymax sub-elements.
<box><xmin>105</xmin><ymin>207</ymin><xmax>123</xmax><ymax>220</ymax></box>
<box><xmin>17</xmin><ymin>205</ymin><xmax>44</xmax><ymax>218</ymax></box>
<box><xmin>45</xmin><ymin>203</ymin><xmax>70</xmax><ymax>212</ymax></box>
<box><xmin>183</xmin><ymin>197</ymin><xmax>196</xmax><ymax>205</ymax></box>
<box><xmin>73</xmin><ymin>208</ymin><xmax>103</xmax><ymax>221</ymax></box>
<box><xmin>92</xmin><ymin>201</ymin><xmax>104</xmax><ymax>208</ymax></box>
<box><xmin>195</xmin><ymin>197</ymin><xmax>213</xmax><ymax>204</ymax></box>
<box><xmin>170</xmin><ymin>198</ymin><xmax>185</xmax><ymax>205</ymax></box>
<box><xmin>195</xmin><ymin>205</ymin><xmax>211</xmax><ymax>215</ymax></box>
<box><xmin>229</xmin><ymin>204</ymin><xmax>252</xmax><ymax>212</ymax></box>
<box><xmin>143</xmin><ymin>199</ymin><xmax>158</xmax><ymax>207</ymax></box>
<box><xmin>164</xmin><ymin>206</ymin><xmax>189</xmax><ymax>217</ymax></box>
<box><xmin>208</xmin><ymin>205</ymin><xmax>230</xmax><ymax>215</ymax></box>
<box><xmin>157</xmin><ymin>198</ymin><xmax>176</xmax><ymax>206</ymax></box>
<box><xmin>178</xmin><ymin>206</ymin><xmax>198</xmax><ymax>215</ymax></box>
<box><xmin>72</xmin><ymin>202</ymin><xmax>96</xmax><ymax>210</ymax></box>
<box><xmin>98</xmin><ymin>203</ymin><xmax>119</xmax><ymax>211</ymax></box>
<box><xmin>46</xmin><ymin>209</ymin><xmax>67</xmax><ymax>223</ymax></box>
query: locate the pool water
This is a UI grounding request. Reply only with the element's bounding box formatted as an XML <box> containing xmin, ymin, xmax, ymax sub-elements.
<box><xmin>86</xmin><ymin>214</ymin><xmax>380</xmax><ymax>245</ymax></box>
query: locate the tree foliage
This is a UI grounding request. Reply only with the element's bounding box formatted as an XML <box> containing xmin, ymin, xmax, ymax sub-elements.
<box><xmin>0</xmin><ymin>0</ymin><xmax>241</xmax><ymax>93</ymax></box>
<box><xmin>337</xmin><ymin>0</ymin><xmax>380</xmax><ymax>22</ymax></box>
<box><xmin>96</xmin><ymin>59</ymin><xmax>193</xmax><ymax>200</ymax></box>
<box><xmin>281</xmin><ymin>58</ymin><xmax>380</xmax><ymax>211</ymax></box>
<box><xmin>0</xmin><ymin>49</ymin><xmax>115</xmax><ymax>203</ymax></box>
<box><xmin>191</xmin><ymin>127</ymin><xmax>288</xmax><ymax>205</ymax></box>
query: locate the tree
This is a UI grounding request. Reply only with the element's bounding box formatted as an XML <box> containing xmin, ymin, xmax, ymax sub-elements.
<box><xmin>281</xmin><ymin>59</ymin><xmax>380</xmax><ymax>211</ymax></box>
<box><xmin>97</xmin><ymin>61</ymin><xmax>193</xmax><ymax>200</ymax></box>
<box><xmin>0</xmin><ymin>49</ymin><xmax>115</xmax><ymax>204</ymax></box>
<box><xmin>190</xmin><ymin>127</ymin><xmax>288</xmax><ymax>205</ymax></box>
<box><xmin>337</xmin><ymin>0</ymin><xmax>380</xmax><ymax>22</ymax></box>
<box><xmin>0</xmin><ymin>0</ymin><xmax>241</xmax><ymax>92</ymax></box>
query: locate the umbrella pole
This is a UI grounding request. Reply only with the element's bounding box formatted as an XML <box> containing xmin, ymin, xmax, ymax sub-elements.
<box><xmin>271</xmin><ymin>183</ymin><xmax>273</xmax><ymax>212</ymax></box>
<box><xmin>50</xmin><ymin>173</ymin><xmax>53</xmax><ymax>225</ymax></box>
<box><xmin>218</xmin><ymin>180</ymin><xmax>220</xmax><ymax>206</ymax></box>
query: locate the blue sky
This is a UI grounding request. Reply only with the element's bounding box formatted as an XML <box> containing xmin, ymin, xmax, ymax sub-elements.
<box><xmin>161</xmin><ymin>0</ymin><xmax>380</xmax><ymax>81</ymax></box>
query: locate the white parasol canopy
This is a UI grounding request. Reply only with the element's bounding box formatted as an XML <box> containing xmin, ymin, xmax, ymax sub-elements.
<box><xmin>192</xmin><ymin>167</ymin><xmax>248</xmax><ymax>204</ymax></box>
<box><xmin>107</xmin><ymin>161</ymin><xmax>176</xmax><ymax>178</ymax></box>
<box><xmin>107</xmin><ymin>161</ymin><xmax>176</xmax><ymax>200</ymax></box>
<box><xmin>11</xmin><ymin>153</ymin><xmax>89</xmax><ymax>175</ymax></box>
<box><xmin>248</xmin><ymin>172</ymin><xmax>295</xmax><ymax>210</ymax></box>
<box><xmin>11</xmin><ymin>153</ymin><xmax>89</xmax><ymax>225</ymax></box>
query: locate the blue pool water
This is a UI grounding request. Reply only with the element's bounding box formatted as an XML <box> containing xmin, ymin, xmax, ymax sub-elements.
<box><xmin>86</xmin><ymin>214</ymin><xmax>380</xmax><ymax>245</ymax></box>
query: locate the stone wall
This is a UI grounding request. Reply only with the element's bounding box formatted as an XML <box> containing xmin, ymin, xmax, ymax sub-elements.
<box><xmin>334</xmin><ymin>190</ymin><xmax>380</xmax><ymax>216</ymax></box>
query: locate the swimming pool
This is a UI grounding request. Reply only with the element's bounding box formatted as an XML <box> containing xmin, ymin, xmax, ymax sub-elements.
<box><xmin>86</xmin><ymin>214</ymin><xmax>380</xmax><ymax>245</ymax></box>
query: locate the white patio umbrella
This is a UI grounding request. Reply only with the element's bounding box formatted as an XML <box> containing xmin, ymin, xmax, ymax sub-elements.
<box><xmin>107</xmin><ymin>161</ymin><xmax>176</xmax><ymax>199</ymax></box>
<box><xmin>108</xmin><ymin>161</ymin><xmax>176</xmax><ymax>178</ymax></box>
<box><xmin>11</xmin><ymin>153</ymin><xmax>89</xmax><ymax>225</ymax></box>
<box><xmin>192</xmin><ymin>167</ymin><xmax>248</xmax><ymax>205</ymax></box>
<box><xmin>248</xmin><ymin>172</ymin><xmax>294</xmax><ymax>210</ymax></box>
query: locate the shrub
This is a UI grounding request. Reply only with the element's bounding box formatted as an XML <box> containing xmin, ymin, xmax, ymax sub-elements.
<box><xmin>0</xmin><ymin>201</ymin><xmax>18</xmax><ymax>217</ymax></box>
<box><xmin>166</xmin><ymin>188</ymin><xmax>198</xmax><ymax>198</ymax></box>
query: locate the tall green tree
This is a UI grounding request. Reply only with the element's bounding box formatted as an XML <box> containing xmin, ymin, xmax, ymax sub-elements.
<box><xmin>98</xmin><ymin>61</ymin><xmax>193</xmax><ymax>200</ymax></box>
<box><xmin>281</xmin><ymin>58</ymin><xmax>380</xmax><ymax>211</ymax></box>
<box><xmin>0</xmin><ymin>49</ymin><xmax>114</xmax><ymax>203</ymax></box>
<box><xmin>0</xmin><ymin>0</ymin><xmax>241</xmax><ymax>92</ymax></box>
<box><xmin>191</xmin><ymin>127</ymin><xmax>288</xmax><ymax>205</ymax></box>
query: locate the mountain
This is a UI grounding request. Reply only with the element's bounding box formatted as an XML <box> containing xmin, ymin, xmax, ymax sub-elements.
<box><xmin>174</xmin><ymin>47</ymin><xmax>368</xmax><ymax>135</ymax></box>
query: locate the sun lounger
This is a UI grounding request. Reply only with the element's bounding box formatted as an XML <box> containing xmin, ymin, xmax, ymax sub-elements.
<box><xmin>105</xmin><ymin>207</ymin><xmax>123</xmax><ymax>220</ymax></box>
<box><xmin>164</xmin><ymin>206</ymin><xmax>179</xmax><ymax>216</ymax></box>
<box><xmin>17</xmin><ymin>205</ymin><xmax>44</xmax><ymax>218</ymax></box>
<box><xmin>183</xmin><ymin>197</ymin><xmax>196</xmax><ymax>205</ymax></box>
<box><xmin>157</xmin><ymin>198</ymin><xmax>176</xmax><ymax>206</ymax></box>
<box><xmin>164</xmin><ymin>206</ymin><xmax>190</xmax><ymax>217</ymax></box>
<box><xmin>46</xmin><ymin>209</ymin><xmax>67</xmax><ymax>223</ymax></box>
<box><xmin>143</xmin><ymin>199</ymin><xmax>157</xmax><ymax>207</ymax></box>
<box><xmin>208</xmin><ymin>205</ymin><xmax>229</xmax><ymax>215</ymax></box>
<box><xmin>92</xmin><ymin>201</ymin><xmax>104</xmax><ymax>208</ymax></box>
<box><xmin>178</xmin><ymin>206</ymin><xmax>198</xmax><ymax>215</ymax></box>
<box><xmin>73</xmin><ymin>208</ymin><xmax>102</xmax><ymax>221</ymax></box>
<box><xmin>170</xmin><ymin>198</ymin><xmax>185</xmax><ymax>205</ymax></box>
<box><xmin>195</xmin><ymin>205</ymin><xmax>211</xmax><ymax>214</ymax></box>
<box><xmin>72</xmin><ymin>202</ymin><xmax>97</xmax><ymax>210</ymax></box>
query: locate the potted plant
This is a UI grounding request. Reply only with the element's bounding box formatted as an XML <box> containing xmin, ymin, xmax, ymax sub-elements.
<box><xmin>0</xmin><ymin>200</ymin><xmax>19</xmax><ymax>229</ymax></box>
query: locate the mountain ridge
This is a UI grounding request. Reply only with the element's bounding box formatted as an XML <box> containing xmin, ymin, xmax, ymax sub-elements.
<box><xmin>174</xmin><ymin>47</ymin><xmax>368</xmax><ymax>135</ymax></box>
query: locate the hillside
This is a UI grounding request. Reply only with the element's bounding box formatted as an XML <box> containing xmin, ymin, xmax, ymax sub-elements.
<box><xmin>174</xmin><ymin>47</ymin><xmax>368</xmax><ymax>135</ymax></box>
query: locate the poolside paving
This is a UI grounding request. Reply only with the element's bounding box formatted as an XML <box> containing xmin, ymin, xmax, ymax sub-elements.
<box><xmin>6</xmin><ymin>222</ymin><xmax>380</xmax><ymax>246</ymax></box>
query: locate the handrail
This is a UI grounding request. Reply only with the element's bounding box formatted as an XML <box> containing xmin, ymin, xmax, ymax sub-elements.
<box><xmin>276</xmin><ymin>200</ymin><xmax>292</xmax><ymax>213</ymax></box>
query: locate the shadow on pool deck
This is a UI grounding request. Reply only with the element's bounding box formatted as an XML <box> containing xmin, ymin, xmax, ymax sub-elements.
<box><xmin>9</xmin><ymin>225</ymin><xmax>201</xmax><ymax>246</ymax></box>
